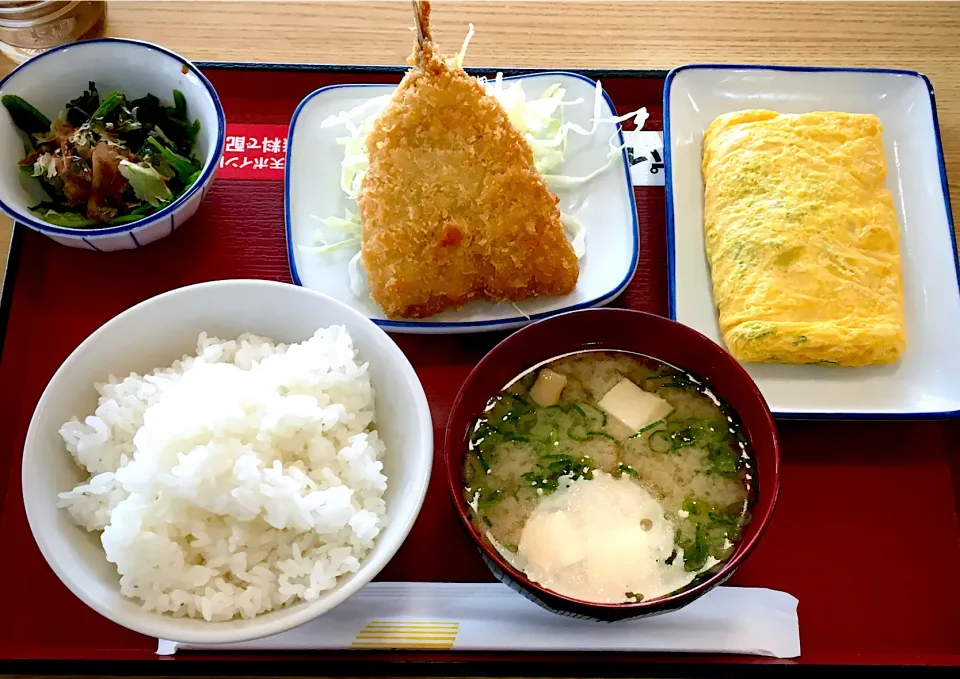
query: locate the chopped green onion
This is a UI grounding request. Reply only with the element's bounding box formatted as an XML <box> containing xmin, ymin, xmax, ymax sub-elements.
<box><xmin>648</xmin><ymin>429</ymin><xmax>672</xmax><ymax>453</ymax></box>
<box><xmin>629</xmin><ymin>409</ymin><xmax>676</xmax><ymax>438</ymax></box>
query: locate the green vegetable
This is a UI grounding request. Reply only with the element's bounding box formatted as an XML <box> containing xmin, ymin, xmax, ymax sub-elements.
<box><xmin>583</xmin><ymin>403</ymin><xmax>607</xmax><ymax>428</ymax></box>
<box><xmin>130</xmin><ymin>90</ymin><xmax>200</xmax><ymax>155</ymax></box>
<box><xmin>66</xmin><ymin>81</ymin><xmax>100</xmax><ymax>126</ymax></box>
<box><xmin>669</xmin><ymin>420</ymin><xmax>703</xmax><ymax>446</ymax></box>
<box><xmin>166</xmin><ymin>117</ymin><xmax>200</xmax><ymax>157</ymax></box>
<box><xmin>567</xmin><ymin>402</ymin><xmax>609</xmax><ymax>441</ymax></box>
<box><xmin>740</xmin><ymin>322</ymin><xmax>777</xmax><ymax>341</ymax></box>
<box><xmin>630</xmin><ymin>410</ymin><xmax>675</xmax><ymax>438</ymax></box>
<box><xmin>522</xmin><ymin>453</ymin><xmax>594</xmax><ymax>495</ymax></box>
<box><xmin>161</xmin><ymin>89</ymin><xmax>197</xmax><ymax>151</ymax></box>
<box><xmin>568</xmin><ymin>429</ymin><xmax>615</xmax><ymax>442</ymax></box>
<box><xmin>648</xmin><ymin>429</ymin><xmax>673</xmax><ymax>453</ymax></box>
<box><xmin>677</xmin><ymin>499</ymin><xmax>746</xmax><ymax>567</ymax></box>
<box><xmin>476</xmin><ymin>487</ymin><xmax>503</xmax><ymax>509</ymax></box>
<box><xmin>624</xmin><ymin>592</ymin><xmax>644</xmax><ymax>602</ymax></box>
<box><xmin>683</xmin><ymin>522</ymin><xmax>710</xmax><ymax>571</ymax></box>
<box><xmin>708</xmin><ymin>508</ymin><xmax>743</xmax><ymax>541</ymax></box>
<box><xmin>681</xmin><ymin>498</ymin><xmax>709</xmax><ymax>515</ymax></box>
<box><xmin>185</xmin><ymin>168</ymin><xmax>202</xmax><ymax>189</ymax></box>
<box><xmin>129</xmin><ymin>93</ymin><xmax>161</xmax><ymax>116</ymax></box>
<box><xmin>90</xmin><ymin>91</ymin><xmax>126</xmax><ymax>121</ymax></box>
<box><xmin>9</xmin><ymin>83</ymin><xmax>202</xmax><ymax>228</ymax></box>
<box><xmin>126</xmin><ymin>93</ymin><xmax>161</xmax><ymax>148</ymax></box>
<box><xmin>118</xmin><ymin>160</ymin><xmax>173</xmax><ymax>207</ymax></box>
<box><xmin>471</xmin><ymin>429</ymin><xmax>501</xmax><ymax>470</ymax></box>
<box><xmin>127</xmin><ymin>89</ymin><xmax>199</xmax><ymax>158</ymax></box>
<box><xmin>29</xmin><ymin>208</ymin><xmax>97</xmax><ymax>229</ymax></box>
<box><xmin>645</xmin><ymin>370</ymin><xmax>704</xmax><ymax>393</ymax></box>
<box><xmin>130</xmin><ymin>202</ymin><xmax>161</xmax><ymax>216</ymax></box>
<box><xmin>529</xmin><ymin>420</ymin><xmax>560</xmax><ymax>447</ymax></box>
<box><xmin>172</xmin><ymin>89</ymin><xmax>187</xmax><ymax>119</ymax></box>
<box><xmin>144</xmin><ymin>136</ymin><xmax>201</xmax><ymax>184</ymax></box>
<box><xmin>512</xmin><ymin>410</ymin><xmax>538</xmax><ymax>435</ymax></box>
<box><xmin>477</xmin><ymin>394</ymin><xmax>609</xmax><ymax>451</ymax></box>
<box><xmin>642</xmin><ymin>416</ymin><xmax>743</xmax><ymax>472</ymax></box>
<box><xmin>20</xmin><ymin>133</ymin><xmax>35</xmax><ymax>156</ymax></box>
<box><xmin>110</xmin><ymin>203</ymin><xmax>159</xmax><ymax>226</ymax></box>
<box><xmin>612</xmin><ymin>464</ymin><xmax>639</xmax><ymax>480</ymax></box>
<box><xmin>487</xmin><ymin>393</ymin><xmax>526</xmax><ymax>422</ymax></box>
<box><xmin>109</xmin><ymin>215</ymin><xmax>144</xmax><ymax>225</ymax></box>
<box><xmin>508</xmin><ymin>393</ymin><xmax>530</xmax><ymax>408</ymax></box>
<box><xmin>708</xmin><ymin>447</ymin><xmax>740</xmax><ymax>475</ymax></box>
<box><xmin>2</xmin><ymin>95</ymin><xmax>52</xmax><ymax>135</ymax></box>
<box><xmin>516</xmin><ymin>371</ymin><xmax>538</xmax><ymax>393</ymax></box>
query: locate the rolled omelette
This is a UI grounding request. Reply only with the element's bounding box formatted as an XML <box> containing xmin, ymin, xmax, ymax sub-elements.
<box><xmin>701</xmin><ymin>110</ymin><xmax>906</xmax><ymax>367</ymax></box>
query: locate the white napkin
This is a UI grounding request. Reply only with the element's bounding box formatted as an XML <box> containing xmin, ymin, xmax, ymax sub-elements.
<box><xmin>158</xmin><ymin>581</ymin><xmax>799</xmax><ymax>658</ymax></box>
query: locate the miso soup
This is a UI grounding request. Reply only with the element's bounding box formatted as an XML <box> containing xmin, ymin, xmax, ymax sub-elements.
<box><xmin>461</xmin><ymin>350</ymin><xmax>755</xmax><ymax>604</ymax></box>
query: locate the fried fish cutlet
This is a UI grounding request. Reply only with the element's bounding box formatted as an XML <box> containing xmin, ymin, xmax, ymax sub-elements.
<box><xmin>356</xmin><ymin>2</ymin><xmax>579</xmax><ymax>319</ymax></box>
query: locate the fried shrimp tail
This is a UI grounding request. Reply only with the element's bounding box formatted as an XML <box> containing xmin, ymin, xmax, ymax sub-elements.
<box><xmin>411</xmin><ymin>0</ymin><xmax>431</xmax><ymax>49</ymax></box>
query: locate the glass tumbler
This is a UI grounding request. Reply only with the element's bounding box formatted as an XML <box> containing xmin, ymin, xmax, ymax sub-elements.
<box><xmin>0</xmin><ymin>1</ymin><xmax>106</xmax><ymax>64</ymax></box>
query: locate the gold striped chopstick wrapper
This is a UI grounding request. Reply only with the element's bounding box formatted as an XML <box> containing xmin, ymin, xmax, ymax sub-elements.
<box><xmin>351</xmin><ymin>620</ymin><xmax>460</xmax><ymax>649</ymax></box>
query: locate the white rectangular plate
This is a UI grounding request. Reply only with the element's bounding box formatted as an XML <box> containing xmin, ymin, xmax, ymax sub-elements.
<box><xmin>664</xmin><ymin>65</ymin><xmax>960</xmax><ymax>418</ymax></box>
<box><xmin>285</xmin><ymin>72</ymin><xmax>638</xmax><ymax>334</ymax></box>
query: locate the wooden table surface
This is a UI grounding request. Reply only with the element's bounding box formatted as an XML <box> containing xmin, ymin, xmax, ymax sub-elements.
<box><xmin>1</xmin><ymin>0</ymin><xmax>959</xmax><ymax>267</ymax></box>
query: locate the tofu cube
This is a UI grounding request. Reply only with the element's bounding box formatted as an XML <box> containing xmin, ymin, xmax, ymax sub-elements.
<box><xmin>529</xmin><ymin>368</ymin><xmax>567</xmax><ymax>407</ymax></box>
<box><xmin>598</xmin><ymin>377</ymin><xmax>673</xmax><ymax>432</ymax></box>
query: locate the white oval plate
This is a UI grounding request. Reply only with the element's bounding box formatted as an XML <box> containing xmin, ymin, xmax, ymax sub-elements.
<box><xmin>664</xmin><ymin>64</ymin><xmax>960</xmax><ymax>418</ymax></box>
<box><xmin>285</xmin><ymin>72</ymin><xmax>638</xmax><ymax>334</ymax></box>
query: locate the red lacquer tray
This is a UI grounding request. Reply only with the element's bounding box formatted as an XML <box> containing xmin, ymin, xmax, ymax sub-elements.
<box><xmin>0</xmin><ymin>63</ymin><xmax>958</xmax><ymax>676</ymax></box>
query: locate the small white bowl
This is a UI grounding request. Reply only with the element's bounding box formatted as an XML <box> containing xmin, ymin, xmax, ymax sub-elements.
<box><xmin>21</xmin><ymin>280</ymin><xmax>433</xmax><ymax>644</ymax></box>
<box><xmin>0</xmin><ymin>38</ymin><xmax>225</xmax><ymax>251</ymax></box>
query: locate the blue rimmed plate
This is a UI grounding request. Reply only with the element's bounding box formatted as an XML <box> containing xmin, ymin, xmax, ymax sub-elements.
<box><xmin>284</xmin><ymin>72</ymin><xmax>638</xmax><ymax>334</ymax></box>
<box><xmin>664</xmin><ymin>64</ymin><xmax>960</xmax><ymax>418</ymax></box>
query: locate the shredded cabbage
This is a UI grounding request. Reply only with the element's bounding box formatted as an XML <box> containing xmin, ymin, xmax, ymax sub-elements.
<box><xmin>319</xmin><ymin>94</ymin><xmax>391</xmax><ymax>200</ymax></box>
<box><xmin>453</xmin><ymin>23</ymin><xmax>475</xmax><ymax>69</ymax></box>
<box><xmin>347</xmin><ymin>250</ymin><xmax>365</xmax><ymax>297</ymax></box>
<box><xmin>307</xmin><ymin>30</ymin><xmax>648</xmax><ymax>301</ymax></box>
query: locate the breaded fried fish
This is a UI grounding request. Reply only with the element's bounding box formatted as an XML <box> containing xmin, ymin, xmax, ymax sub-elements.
<box><xmin>357</xmin><ymin>1</ymin><xmax>579</xmax><ymax>319</ymax></box>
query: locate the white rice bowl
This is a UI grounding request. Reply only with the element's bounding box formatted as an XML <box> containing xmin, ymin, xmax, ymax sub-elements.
<box><xmin>21</xmin><ymin>280</ymin><xmax>432</xmax><ymax>645</ymax></box>
<box><xmin>58</xmin><ymin>327</ymin><xmax>387</xmax><ymax>622</ymax></box>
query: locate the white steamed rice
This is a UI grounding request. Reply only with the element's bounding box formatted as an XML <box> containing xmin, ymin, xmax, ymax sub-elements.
<box><xmin>57</xmin><ymin>326</ymin><xmax>387</xmax><ymax>622</ymax></box>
